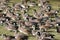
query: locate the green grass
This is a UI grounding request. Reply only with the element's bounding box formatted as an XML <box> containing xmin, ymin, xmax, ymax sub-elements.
<box><xmin>48</xmin><ymin>28</ymin><xmax>60</xmax><ymax>40</ymax></box>
<box><xmin>0</xmin><ymin>26</ymin><xmax>14</xmax><ymax>40</ymax></box>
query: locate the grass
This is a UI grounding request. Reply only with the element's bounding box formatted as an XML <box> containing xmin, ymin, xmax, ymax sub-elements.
<box><xmin>0</xmin><ymin>25</ymin><xmax>14</xmax><ymax>40</ymax></box>
<box><xmin>0</xmin><ymin>0</ymin><xmax>60</xmax><ymax>40</ymax></box>
<box><xmin>48</xmin><ymin>28</ymin><xmax>60</xmax><ymax>40</ymax></box>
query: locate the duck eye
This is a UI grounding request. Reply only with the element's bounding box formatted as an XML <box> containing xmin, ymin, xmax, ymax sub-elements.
<box><xmin>47</xmin><ymin>6</ymin><xmax>51</xmax><ymax>9</ymax></box>
<box><xmin>55</xmin><ymin>11</ymin><xmax>58</xmax><ymax>13</ymax></box>
<box><xmin>0</xmin><ymin>21</ymin><xmax>3</xmax><ymax>23</ymax></box>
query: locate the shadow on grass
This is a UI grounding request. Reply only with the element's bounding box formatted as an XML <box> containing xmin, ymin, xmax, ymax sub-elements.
<box><xmin>55</xmin><ymin>39</ymin><xmax>59</xmax><ymax>40</ymax></box>
<box><xmin>46</xmin><ymin>30</ymin><xmax>55</xmax><ymax>32</ymax></box>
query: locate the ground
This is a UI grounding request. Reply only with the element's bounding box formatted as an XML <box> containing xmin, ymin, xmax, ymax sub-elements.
<box><xmin>0</xmin><ymin>0</ymin><xmax>60</xmax><ymax>40</ymax></box>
